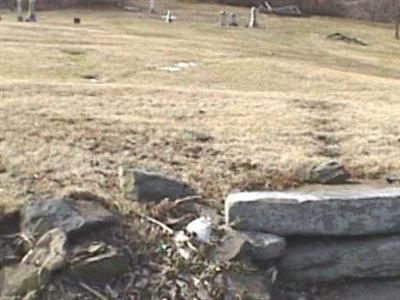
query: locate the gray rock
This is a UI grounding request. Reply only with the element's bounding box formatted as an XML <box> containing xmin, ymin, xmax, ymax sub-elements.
<box><xmin>279</xmin><ymin>235</ymin><xmax>400</xmax><ymax>283</ymax></box>
<box><xmin>225</xmin><ymin>188</ymin><xmax>400</xmax><ymax>236</ymax></box>
<box><xmin>68</xmin><ymin>243</ymin><xmax>130</xmax><ymax>282</ymax></box>
<box><xmin>21</xmin><ymin>198</ymin><xmax>117</xmax><ymax>240</ymax></box>
<box><xmin>218</xmin><ymin>229</ymin><xmax>286</xmax><ymax>262</ymax></box>
<box><xmin>306</xmin><ymin>160</ymin><xmax>351</xmax><ymax>184</ymax></box>
<box><xmin>118</xmin><ymin>167</ymin><xmax>194</xmax><ymax>202</ymax></box>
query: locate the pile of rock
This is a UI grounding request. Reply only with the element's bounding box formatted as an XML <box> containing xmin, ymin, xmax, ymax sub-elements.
<box><xmin>0</xmin><ymin>196</ymin><xmax>130</xmax><ymax>299</ymax></box>
<box><xmin>225</xmin><ymin>187</ymin><xmax>400</xmax><ymax>283</ymax></box>
<box><xmin>3</xmin><ymin>162</ymin><xmax>399</xmax><ymax>298</ymax></box>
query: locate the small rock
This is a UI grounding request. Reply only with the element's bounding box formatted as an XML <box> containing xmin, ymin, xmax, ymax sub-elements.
<box><xmin>218</xmin><ymin>229</ymin><xmax>286</xmax><ymax>262</ymax></box>
<box><xmin>306</xmin><ymin>160</ymin><xmax>351</xmax><ymax>184</ymax></box>
<box><xmin>386</xmin><ymin>176</ymin><xmax>400</xmax><ymax>184</ymax></box>
<box><xmin>68</xmin><ymin>244</ymin><xmax>130</xmax><ymax>282</ymax></box>
<box><xmin>118</xmin><ymin>167</ymin><xmax>195</xmax><ymax>202</ymax></box>
<box><xmin>21</xmin><ymin>197</ymin><xmax>117</xmax><ymax>240</ymax></box>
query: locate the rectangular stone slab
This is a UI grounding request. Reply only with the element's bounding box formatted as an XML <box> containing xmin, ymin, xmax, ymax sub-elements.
<box><xmin>225</xmin><ymin>188</ymin><xmax>400</xmax><ymax>236</ymax></box>
<box><xmin>279</xmin><ymin>235</ymin><xmax>400</xmax><ymax>283</ymax></box>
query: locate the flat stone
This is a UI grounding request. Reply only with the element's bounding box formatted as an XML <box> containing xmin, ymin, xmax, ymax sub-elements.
<box><xmin>225</xmin><ymin>187</ymin><xmax>400</xmax><ymax>236</ymax></box>
<box><xmin>279</xmin><ymin>235</ymin><xmax>400</xmax><ymax>283</ymax></box>
<box><xmin>218</xmin><ymin>229</ymin><xmax>286</xmax><ymax>262</ymax></box>
<box><xmin>21</xmin><ymin>198</ymin><xmax>117</xmax><ymax>240</ymax></box>
<box><xmin>118</xmin><ymin>167</ymin><xmax>195</xmax><ymax>202</ymax></box>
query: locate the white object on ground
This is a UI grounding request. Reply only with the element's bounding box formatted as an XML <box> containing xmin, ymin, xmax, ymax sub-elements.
<box><xmin>174</xmin><ymin>230</ymin><xmax>193</xmax><ymax>259</ymax></box>
<box><xmin>159</xmin><ymin>62</ymin><xmax>196</xmax><ymax>72</ymax></box>
<box><xmin>186</xmin><ymin>216</ymin><xmax>212</xmax><ymax>243</ymax></box>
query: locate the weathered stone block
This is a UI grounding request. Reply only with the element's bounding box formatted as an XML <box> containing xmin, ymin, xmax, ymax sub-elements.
<box><xmin>226</xmin><ymin>188</ymin><xmax>400</xmax><ymax>236</ymax></box>
<box><xmin>279</xmin><ymin>235</ymin><xmax>400</xmax><ymax>283</ymax></box>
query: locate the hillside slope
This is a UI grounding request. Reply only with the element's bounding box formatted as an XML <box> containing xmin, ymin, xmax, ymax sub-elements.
<box><xmin>0</xmin><ymin>3</ymin><xmax>399</xmax><ymax>208</ymax></box>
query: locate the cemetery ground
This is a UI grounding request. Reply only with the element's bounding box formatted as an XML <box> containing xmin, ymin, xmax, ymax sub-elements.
<box><xmin>0</xmin><ymin>2</ymin><xmax>400</xmax><ymax>299</ymax></box>
<box><xmin>1</xmin><ymin>3</ymin><xmax>399</xmax><ymax>209</ymax></box>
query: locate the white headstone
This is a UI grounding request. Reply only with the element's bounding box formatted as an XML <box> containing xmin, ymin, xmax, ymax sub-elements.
<box><xmin>162</xmin><ymin>10</ymin><xmax>176</xmax><ymax>23</ymax></box>
<box><xmin>249</xmin><ymin>6</ymin><xmax>258</xmax><ymax>28</ymax></box>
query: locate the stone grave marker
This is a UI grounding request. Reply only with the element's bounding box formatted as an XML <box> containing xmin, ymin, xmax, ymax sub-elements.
<box><xmin>162</xmin><ymin>10</ymin><xmax>176</xmax><ymax>23</ymax></box>
<box><xmin>228</xmin><ymin>12</ymin><xmax>238</xmax><ymax>27</ymax></box>
<box><xmin>249</xmin><ymin>7</ymin><xmax>258</xmax><ymax>28</ymax></box>
<box><xmin>16</xmin><ymin>0</ymin><xmax>36</xmax><ymax>22</ymax></box>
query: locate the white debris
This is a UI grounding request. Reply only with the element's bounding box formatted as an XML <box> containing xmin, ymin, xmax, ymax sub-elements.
<box><xmin>174</xmin><ymin>230</ymin><xmax>195</xmax><ymax>260</ymax></box>
<box><xmin>89</xmin><ymin>78</ymin><xmax>107</xmax><ymax>84</ymax></box>
<box><xmin>159</xmin><ymin>62</ymin><xmax>196</xmax><ymax>72</ymax></box>
<box><xmin>186</xmin><ymin>216</ymin><xmax>212</xmax><ymax>243</ymax></box>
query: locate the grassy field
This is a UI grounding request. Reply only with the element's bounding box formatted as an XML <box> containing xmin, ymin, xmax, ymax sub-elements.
<box><xmin>1</xmin><ymin>1</ymin><xmax>399</xmax><ymax>209</ymax></box>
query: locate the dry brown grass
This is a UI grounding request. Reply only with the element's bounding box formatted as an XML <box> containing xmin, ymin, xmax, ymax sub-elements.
<box><xmin>0</xmin><ymin>1</ymin><xmax>399</xmax><ymax>209</ymax></box>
